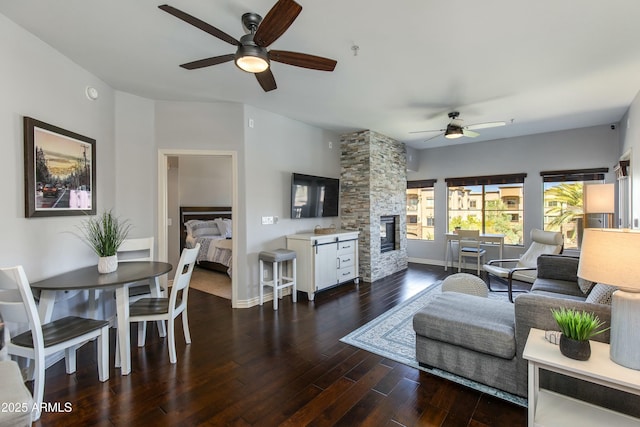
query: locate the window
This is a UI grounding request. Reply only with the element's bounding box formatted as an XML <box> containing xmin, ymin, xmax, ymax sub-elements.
<box><xmin>445</xmin><ymin>173</ymin><xmax>526</xmax><ymax>245</ymax></box>
<box><xmin>541</xmin><ymin>168</ymin><xmax>607</xmax><ymax>250</ymax></box>
<box><xmin>407</xmin><ymin>179</ymin><xmax>436</xmax><ymax>241</ymax></box>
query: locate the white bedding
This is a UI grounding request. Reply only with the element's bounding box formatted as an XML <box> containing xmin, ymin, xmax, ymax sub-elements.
<box><xmin>186</xmin><ymin>234</ymin><xmax>232</xmax><ymax>275</ymax></box>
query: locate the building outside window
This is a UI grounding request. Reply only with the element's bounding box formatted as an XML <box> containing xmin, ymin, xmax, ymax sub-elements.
<box><xmin>406</xmin><ymin>179</ymin><xmax>436</xmax><ymax>241</ymax></box>
<box><xmin>541</xmin><ymin>168</ymin><xmax>607</xmax><ymax>250</ymax></box>
<box><xmin>446</xmin><ymin>174</ymin><xmax>526</xmax><ymax>245</ymax></box>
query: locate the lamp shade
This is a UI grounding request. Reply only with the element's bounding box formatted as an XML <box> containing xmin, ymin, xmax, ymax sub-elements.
<box><xmin>578</xmin><ymin>228</ymin><xmax>640</xmax><ymax>290</ymax></box>
<box><xmin>584</xmin><ymin>183</ymin><xmax>615</xmax><ymax>214</ymax></box>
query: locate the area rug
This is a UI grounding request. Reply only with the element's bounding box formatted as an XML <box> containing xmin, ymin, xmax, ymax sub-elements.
<box><xmin>340</xmin><ymin>282</ymin><xmax>527</xmax><ymax>407</ymax></box>
<box><xmin>188</xmin><ymin>267</ymin><xmax>232</xmax><ymax>300</ymax></box>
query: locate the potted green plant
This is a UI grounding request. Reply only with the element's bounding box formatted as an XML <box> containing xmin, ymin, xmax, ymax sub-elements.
<box><xmin>551</xmin><ymin>307</ymin><xmax>608</xmax><ymax>360</ymax></box>
<box><xmin>78</xmin><ymin>210</ymin><xmax>131</xmax><ymax>273</ymax></box>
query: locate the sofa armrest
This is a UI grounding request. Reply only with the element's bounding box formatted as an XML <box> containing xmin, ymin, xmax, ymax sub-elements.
<box><xmin>515</xmin><ymin>293</ymin><xmax>611</xmax><ymax>350</ymax></box>
<box><xmin>513</xmin><ymin>293</ymin><xmax>640</xmax><ymax>416</ymax></box>
<box><xmin>512</xmin><ymin>293</ymin><xmax>612</xmax><ymax>396</ymax></box>
<box><xmin>536</xmin><ymin>254</ymin><xmax>579</xmax><ymax>282</ymax></box>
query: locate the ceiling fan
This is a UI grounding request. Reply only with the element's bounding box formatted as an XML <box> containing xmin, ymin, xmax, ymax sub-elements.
<box><xmin>158</xmin><ymin>0</ymin><xmax>337</xmax><ymax>92</ymax></box>
<box><xmin>410</xmin><ymin>111</ymin><xmax>506</xmax><ymax>141</ymax></box>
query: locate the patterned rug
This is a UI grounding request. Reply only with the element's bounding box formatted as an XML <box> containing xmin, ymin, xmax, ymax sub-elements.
<box><xmin>340</xmin><ymin>282</ymin><xmax>527</xmax><ymax>407</ymax></box>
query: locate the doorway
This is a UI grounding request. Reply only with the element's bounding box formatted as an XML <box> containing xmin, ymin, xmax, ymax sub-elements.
<box><xmin>157</xmin><ymin>149</ymin><xmax>238</xmax><ymax>307</ymax></box>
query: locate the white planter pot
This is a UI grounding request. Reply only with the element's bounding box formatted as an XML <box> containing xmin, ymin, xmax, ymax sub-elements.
<box><xmin>98</xmin><ymin>255</ymin><xmax>118</xmax><ymax>274</ymax></box>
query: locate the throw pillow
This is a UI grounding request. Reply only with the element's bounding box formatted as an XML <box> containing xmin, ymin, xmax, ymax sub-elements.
<box><xmin>214</xmin><ymin>218</ymin><xmax>232</xmax><ymax>238</ymax></box>
<box><xmin>578</xmin><ymin>277</ymin><xmax>596</xmax><ymax>294</ymax></box>
<box><xmin>184</xmin><ymin>219</ymin><xmax>201</xmax><ymax>236</ymax></box>
<box><xmin>585</xmin><ymin>283</ymin><xmax>618</xmax><ymax>305</ymax></box>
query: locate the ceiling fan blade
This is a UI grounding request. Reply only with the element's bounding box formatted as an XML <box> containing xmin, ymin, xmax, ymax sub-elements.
<box><xmin>424</xmin><ymin>133</ymin><xmax>445</xmax><ymax>142</ymax></box>
<box><xmin>462</xmin><ymin>129</ymin><xmax>480</xmax><ymax>138</ymax></box>
<box><xmin>158</xmin><ymin>5</ymin><xmax>240</xmax><ymax>46</ymax></box>
<box><xmin>254</xmin><ymin>0</ymin><xmax>302</xmax><ymax>47</ymax></box>
<box><xmin>409</xmin><ymin>128</ymin><xmax>446</xmax><ymax>134</ymax></box>
<box><xmin>256</xmin><ymin>69</ymin><xmax>277</xmax><ymax>92</ymax></box>
<box><xmin>466</xmin><ymin>121</ymin><xmax>506</xmax><ymax>131</ymax></box>
<box><xmin>269</xmin><ymin>50</ymin><xmax>337</xmax><ymax>71</ymax></box>
<box><xmin>180</xmin><ymin>54</ymin><xmax>235</xmax><ymax>70</ymax></box>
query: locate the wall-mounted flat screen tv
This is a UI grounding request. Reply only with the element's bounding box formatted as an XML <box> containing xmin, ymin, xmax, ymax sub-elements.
<box><xmin>291</xmin><ymin>173</ymin><xmax>339</xmax><ymax>218</ymax></box>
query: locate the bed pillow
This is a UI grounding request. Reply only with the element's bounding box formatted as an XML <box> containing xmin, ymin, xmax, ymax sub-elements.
<box><xmin>184</xmin><ymin>220</ymin><xmax>201</xmax><ymax>236</ymax></box>
<box><xmin>191</xmin><ymin>220</ymin><xmax>220</xmax><ymax>238</ymax></box>
<box><xmin>214</xmin><ymin>218</ymin><xmax>232</xmax><ymax>238</ymax></box>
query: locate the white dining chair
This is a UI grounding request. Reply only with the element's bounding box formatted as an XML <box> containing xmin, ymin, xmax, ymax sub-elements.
<box><xmin>118</xmin><ymin>237</ymin><xmax>168</xmax><ymax>343</ymax></box>
<box><xmin>457</xmin><ymin>229</ymin><xmax>487</xmax><ymax>275</ymax></box>
<box><xmin>0</xmin><ymin>266</ymin><xmax>109</xmax><ymax>421</ymax></box>
<box><xmin>116</xmin><ymin>245</ymin><xmax>199</xmax><ymax>365</ymax></box>
<box><xmin>118</xmin><ymin>237</ymin><xmax>163</xmax><ymax>300</ymax></box>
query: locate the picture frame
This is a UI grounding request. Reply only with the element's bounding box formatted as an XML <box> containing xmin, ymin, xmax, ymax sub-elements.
<box><xmin>24</xmin><ymin>117</ymin><xmax>96</xmax><ymax>217</ymax></box>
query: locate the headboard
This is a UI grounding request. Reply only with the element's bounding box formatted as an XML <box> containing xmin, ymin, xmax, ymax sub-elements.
<box><xmin>179</xmin><ymin>206</ymin><xmax>232</xmax><ymax>249</ymax></box>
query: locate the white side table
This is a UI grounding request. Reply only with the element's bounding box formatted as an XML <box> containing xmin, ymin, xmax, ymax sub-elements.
<box><xmin>523</xmin><ymin>328</ymin><xmax>640</xmax><ymax>427</ymax></box>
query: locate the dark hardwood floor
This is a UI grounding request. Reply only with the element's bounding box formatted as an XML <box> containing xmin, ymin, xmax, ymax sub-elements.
<box><xmin>33</xmin><ymin>264</ymin><xmax>527</xmax><ymax>426</ymax></box>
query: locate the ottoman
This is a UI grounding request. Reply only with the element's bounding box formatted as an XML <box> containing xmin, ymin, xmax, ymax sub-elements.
<box><xmin>412</xmin><ymin>292</ymin><xmax>518</xmax><ymax>395</ymax></box>
<box><xmin>441</xmin><ymin>273</ymin><xmax>488</xmax><ymax>297</ymax></box>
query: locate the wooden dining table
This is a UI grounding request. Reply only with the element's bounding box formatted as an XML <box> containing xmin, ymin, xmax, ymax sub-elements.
<box><xmin>30</xmin><ymin>261</ymin><xmax>172</xmax><ymax>376</ymax></box>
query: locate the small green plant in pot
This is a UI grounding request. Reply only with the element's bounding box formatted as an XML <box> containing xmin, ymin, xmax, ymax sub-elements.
<box><xmin>551</xmin><ymin>307</ymin><xmax>609</xmax><ymax>361</ymax></box>
<box><xmin>78</xmin><ymin>210</ymin><xmax>131</xmax><ymax>273</ymax></box>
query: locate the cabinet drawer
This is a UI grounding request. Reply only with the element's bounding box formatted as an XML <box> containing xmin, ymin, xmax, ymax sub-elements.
<box><xmin>338</xmin><ymin>253</ymin><xmax>354</xmax><ymax>268</ymax></box>
<box><xmin>338</xmin><ymin>266</ymin><xmax>355</xmax><ymax>282</ymax></box>
<box><xmin>337</xmin><ymin>240</ymin><xmax>356</xmax><ymax>255</ymax></box>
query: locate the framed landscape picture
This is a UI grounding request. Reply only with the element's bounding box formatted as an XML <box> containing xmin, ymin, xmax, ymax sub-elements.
<box><xmin>24</xmin><ymin>117</ymin><xmax>96</xmax><ymax>217</ymax></box>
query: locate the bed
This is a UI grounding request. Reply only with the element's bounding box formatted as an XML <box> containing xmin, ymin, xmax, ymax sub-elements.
<box><xmin>180</xmin><ymin>206</ymin><xmax>232</xmax><ymax>276</ymax></box>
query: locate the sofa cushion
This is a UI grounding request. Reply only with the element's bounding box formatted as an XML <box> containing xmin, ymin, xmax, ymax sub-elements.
<box><xmin>530</xmin><ymin>277</ymin><xmax>585</xmax><ymax>297</ymax></box>
<box><xmin>537</xmin><ymin>255</ymin><xmax>579</xmax><ymax>282</ymax></box>
<box><xmin>413</xmin><ymin>293</ymin><xmax>515</xmax><ymax>359</ymax></box>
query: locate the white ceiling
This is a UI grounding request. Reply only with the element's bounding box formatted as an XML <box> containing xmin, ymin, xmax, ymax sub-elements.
<box><xmin>2</xmin><ymin>0</ymin><xmax>639</xmax><ymax>149</ymax></box>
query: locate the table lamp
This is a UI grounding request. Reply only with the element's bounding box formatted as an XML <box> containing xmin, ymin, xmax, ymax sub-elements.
<box><xmin>578</xmin><ymin>228</ymin><xmax>640</xmax><ymax>369</ymax></box>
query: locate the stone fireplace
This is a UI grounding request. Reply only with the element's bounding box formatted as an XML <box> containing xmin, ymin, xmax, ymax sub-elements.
<box><xmin>340</xmin><ymin>130</ymin><xmax>408</xmax><ymax>282</ymax></box>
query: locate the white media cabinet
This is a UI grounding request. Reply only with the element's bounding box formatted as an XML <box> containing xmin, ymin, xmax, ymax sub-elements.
<box><xmin>286</xmin><ymin>231</ymin><xmax>360</xmax><ymax>301</ymax></box>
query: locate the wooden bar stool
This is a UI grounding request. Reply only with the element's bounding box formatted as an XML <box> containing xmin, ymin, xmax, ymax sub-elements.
<box><xmin>259</xmin><ymin>249</ymin><xmax>297</xmax><ymax>310</ymax></box>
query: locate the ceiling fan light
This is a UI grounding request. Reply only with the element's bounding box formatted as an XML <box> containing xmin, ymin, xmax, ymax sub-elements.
<box><xmin>235</xmin><ymin>44</ymin><xmax>269</xmax><ymax>73</ymax></box>
<box><xmin>444</xmin><ymin>125</ymin><xmax>464</xmax><ymax>139</ymax></box>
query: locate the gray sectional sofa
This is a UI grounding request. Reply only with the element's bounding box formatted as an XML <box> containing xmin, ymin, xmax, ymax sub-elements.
<box><xmin>413</xmin><ymin>255</ymin><xmax>639</xmax><ymax>416</ymax></box>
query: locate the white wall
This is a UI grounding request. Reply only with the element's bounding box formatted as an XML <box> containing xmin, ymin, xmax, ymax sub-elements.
<box><xmin>407</xmin><ymin>125</ymin><xmax>619</xmax><ymax>264</ymax></box>
<box><xmin>115</xmin><ymin>91</ymin><xmax>156</xmax><ymax>239</ymax></box>
<box><xmin>620</xmin><ymin>89</ymin><xmax>640</xmax><ymax>227</ymax></box>
<box><xmin>0</xmin><ymin>14</ymin><xmax>116</xmax><ymax>282</ymax></box>
<box><xmin>178</xmin><ymin>156</ymin><xmax>232</xmax><ymax>206</ymax></box>
<box><xmin>243</xmin><ymin>105</ymin><xmax>341</xmax><ymax>297</ymax></box>
<box><xmin>153</xmin><ymin>102</ymin><xmax>341</xmax><ymax>303</ymax></box>
<box><xmin>153</xmin><ymin>100</ymin><xmax>247</xmax><ymax>299</ymax></box>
